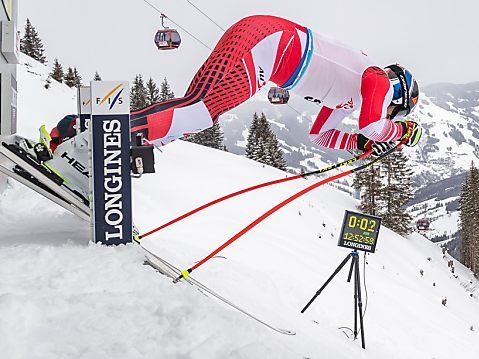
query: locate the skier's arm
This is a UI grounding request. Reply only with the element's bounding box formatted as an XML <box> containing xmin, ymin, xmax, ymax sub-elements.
<box><xmin>358</xmin><ymin>66</ymin><xmax>403</xmax><ymax>142</ymax></box>
<box><xmin>309</xmin><ymin>106</ymin><xmax>358</xmax><ymax>150</ymax></box>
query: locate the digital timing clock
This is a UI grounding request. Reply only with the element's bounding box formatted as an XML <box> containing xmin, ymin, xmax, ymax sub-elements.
<box><xmin>338</xmin><ymin>210</ymin><xmax>382</xmax><ymax>253</ymax></box>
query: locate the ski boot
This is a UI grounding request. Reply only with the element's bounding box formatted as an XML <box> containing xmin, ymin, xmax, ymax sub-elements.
<box><xmin>14</xmin><ymin>125</ymin><xmax>53</xmax><ymax>164</ymax></box>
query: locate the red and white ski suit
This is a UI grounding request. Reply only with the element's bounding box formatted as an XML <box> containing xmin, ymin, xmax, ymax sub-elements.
<box><xmin>131</xmin><ymin>15</ymin><xmax>403</xmax><ymax>150</ymax></box>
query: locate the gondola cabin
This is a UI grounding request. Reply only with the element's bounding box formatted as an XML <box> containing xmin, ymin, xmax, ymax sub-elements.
<box><xmin>154</xmin><ymin>29</ymin><xmax>181</xmax><ymax>50</ymax></box>
<box><xmin>268</xmin><ymin>87</ymin><xmax>290</xmax><ymax>104</ymax></box>
<box><xmin>416</xmin><ymin>219</ymin><xmax>430</xmax><ymax>231</ymax></box>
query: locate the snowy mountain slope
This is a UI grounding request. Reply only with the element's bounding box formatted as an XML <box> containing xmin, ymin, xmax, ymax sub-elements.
<box><xmin>16</xmin><ymin>53</ymin><xmax>77</xmax><ymax>139</ymax></box>
<box><xmin>424</xmin><ymin>82</ymin><xmax>479</xmax><ymax>120</ymax></box>
<box><xmin>407</xmin><ymin>93</ymin><xmax>479</xmax><ymax>185</ymax></box>
<box><xmin>408</xmin><ymin>172</ymin><xmax>464</xmax><ymax>242</ymax></box>
<box><xmin>137</xmin><ymin>141</ymin><xmax>479</xmax><ymax>359</ymax></box>
<box><xmin>2</xmin><ymin>139</ymin><xmax>479</xmax><ymax>358</ymax></box>
<box><xmin>1</xmin><ymin>55</ymin><xmax>478</xmax><ymax>359</ymax></box>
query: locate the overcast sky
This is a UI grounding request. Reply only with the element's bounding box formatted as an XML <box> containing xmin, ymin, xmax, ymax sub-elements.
<box><xmin>19</xmin><ymin>0</ymin><xmax>479</xmax><ymax>94</ymax></box>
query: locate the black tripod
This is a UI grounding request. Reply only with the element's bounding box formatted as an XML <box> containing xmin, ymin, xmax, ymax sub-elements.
<box><xmin>301</xmin><ymin>250</ymin><xmax>366</xmax><ymax>349</ymax></box>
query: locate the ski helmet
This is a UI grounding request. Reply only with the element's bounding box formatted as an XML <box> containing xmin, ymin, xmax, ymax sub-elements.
<box><xmin>57</xmin><ymin>114</ymin><xmax>78</xmax><ymax>138</ymax></box>
<box><xmin>384</xmin><ymin>64</ymin><xmax>419</xmax><ymax>118</ymax></box>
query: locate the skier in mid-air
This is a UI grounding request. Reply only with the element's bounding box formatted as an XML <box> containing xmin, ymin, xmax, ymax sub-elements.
<box><xmin>130</xmin><ymin>15</ymin><xmax>422</xmax><ymax>155</ymax></box>
<box><xmin>40</xmin><ymin>15</ymin><xmax>423</xmax><ymax>197</ymax></box>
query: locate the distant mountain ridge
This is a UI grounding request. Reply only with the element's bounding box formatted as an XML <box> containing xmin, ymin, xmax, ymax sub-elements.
<box><xmin>423</xmin><ymin>81</ymin><xmax>479</xmax><ymax>114</ymax></box>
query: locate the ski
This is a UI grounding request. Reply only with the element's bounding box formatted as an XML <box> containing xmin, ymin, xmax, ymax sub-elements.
<box><xmin>0</xmin><ymin>163</ymin><xmax>90</xmax><ymax>221</ymax></box>
<box><xmin>0</xmin><ymin>141</ymin><xmax>91</xmax><ymax>216</ymax></box>
<box><xmin>142</xmin><ymin>247</ymin><xmax>296</xmax><ymax>336</ymax></box>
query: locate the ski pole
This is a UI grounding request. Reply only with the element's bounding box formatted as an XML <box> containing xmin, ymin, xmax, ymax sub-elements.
<box><xmin>139</xmin><ymin>152</ymin><xmax>369</xmax><ymax>240</ymax></box>
<box><xmin>175</xmin><ymin>140</ymin><xmax>408</xmax><ymax>282</ymax></box>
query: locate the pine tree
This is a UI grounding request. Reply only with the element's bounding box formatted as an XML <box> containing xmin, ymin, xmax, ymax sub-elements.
<box><xmin>130</xmin><ymin>74</ymin><xmax>148</xmax><ymax>111</ymax></box>
<box><xmin>472</xmin><ymin>165</ymin><xmax>479</xmax><ymax>277</ymax></box>
<box><xmin>93</xmin><ymin>71</ymin><xmax>102</xmax><ymax>81</ymax></box>
<box><xmin>64</xmin><ymin>67</ymin><xmax>76</xmax><ymax>88</ymax></box>
<box><xmin>20</xmin><ymin>18</ymin><xmax>47</xmax><ymax>64</ymax></box>
<box><xmin>460</xmin><ymin>171</ymin><xmax>472</xmax><ymax>268</ymax></box>
<box><xmin>245</xmin><ymin>112</ymin><xmax>286</xmax><ymax>170</ymax></box>
<box><xmin>184</xmin><ymin>122</ymin><xmax>227</xmax><ymax>150</ymax></box>
<box><xmin>146</xmin><ymin>77</ymin><xmax>160</xmax><ymax>105</ymax></box>
<box><xmin>379</xmin><ymin>151</ymin><xmax>414</xmax><ymax>235</ymax></box>
<box><xmin>353</xmin><ymin>165</ymin><xmax>382</xmax><ymax>216</ymax></box>
<box><xmin>73</xmin><ymin>67</ymin><xmax>82</xmax><ymax>87</ymax></box>
<box><xmin>159</xmin><ymin>77</ymin><xmax>175</xmax><ymax>101</ymax></box>
<box><xmin>268</xmin><ymin>130</ymin><xmax>287</xmax><ymax>170</ymax></box>
<box><xmin>50</xmin><ymin>58</ymin><xmax>64</xmax><ymax>83</ymax></box>
<box><xmin>20</xmin><ymin>19</ymin><xmax>34</xmax><ymax>57</ymax></box>
<box><xmin>245</xmin><ymin>113</ymin><xmax>260</xmax><ymax>160</ymax></box>
<box><xmin>459</xmin><ymin>162</ymin><xmax>479</xmax><ymax>275</ymax></box>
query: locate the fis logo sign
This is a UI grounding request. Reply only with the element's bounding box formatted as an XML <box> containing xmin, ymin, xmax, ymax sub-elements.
<box><xmin>95</xmin><ymin>83</ymin><xmax>125</xmax><ymax>111</ymax></box>
<box><xmin>91</xmin><ymin>82</ymin><xmax>129</xmax><ymax>116</ymax></box>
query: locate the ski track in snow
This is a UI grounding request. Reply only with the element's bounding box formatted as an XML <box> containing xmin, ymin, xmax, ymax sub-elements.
<box><xmin>0</xmin><ymin>55</ymin><xmax>479</xmax><ymax>359</ymax></box>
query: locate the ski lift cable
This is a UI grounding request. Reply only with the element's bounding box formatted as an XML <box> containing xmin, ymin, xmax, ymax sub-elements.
<box><xmin>142</xmin><ymin>0</ymin><xmax>213</xmax><ymax>51</ymax></box>
<box><xmin>287</xmin><ymin>103</ymin><xmax>303</xmax><ymax>118</ymax></box>
<box><xmin>184</xmin><ymin>0</ymin><xmax>226</xmax><ymax>32</ymax></box>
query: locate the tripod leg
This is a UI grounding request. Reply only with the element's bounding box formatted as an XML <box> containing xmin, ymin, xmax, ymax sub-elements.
<box><xmin>301</xmin><ymin>253</ymin><xmax>352</xmax><ymax>313</ymax></box>
<box><xmin>353</xmin><ymin>256</ymin><xmax>358</xmax><ymax>338</ymax></box>
<box><xmin>347</xmin><ymin>258</ymin><xmax>355</xmax><ymax>282</ymax></box>
<box><xmin>355</xmin><ymin>255</ymin><xmax>366</xmax><ymax>349</ymax></box>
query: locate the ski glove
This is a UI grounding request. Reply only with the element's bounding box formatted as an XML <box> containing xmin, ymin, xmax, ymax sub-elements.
<box><xmin>398</xmin><ymin>120</ymin><xmax>422</xmax><ymax>147</ymax></box>
<box><xmin>357</xmin><ymin>134</ymin><xmax>394</xmax><ymax>157</ymax></box>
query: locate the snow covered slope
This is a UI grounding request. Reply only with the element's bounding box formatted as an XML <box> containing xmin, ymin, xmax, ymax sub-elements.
<box><xmin>137</xmin><ymin>141</ymin><xmax>479</xmax><ymax>359</ymax></box>
<box><xmin>1</xmin><ymin>56</ymin><xmax>478</xmax><ymax>359</ymax></box>
<box><xmin>16</xmin><ymin>53</ymin><xmax>77</xmax><ymax>139</ymax></box>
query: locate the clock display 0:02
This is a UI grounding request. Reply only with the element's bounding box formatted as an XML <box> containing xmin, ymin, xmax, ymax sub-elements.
<box><xmin>348</xmin><ymin>215</ymin><xmax>377</xmax><ymax>232</ymax></box>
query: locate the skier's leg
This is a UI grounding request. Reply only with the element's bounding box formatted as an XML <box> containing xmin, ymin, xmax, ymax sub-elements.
<box><xmin>309</xmin><ymin>107</ymin><xmax>357</xmax><ymax>150</ymax></box>
<box><xmin>131</xmin><ymin>15</ymin><xmax>307</xmax><ymax>146</ymax></box>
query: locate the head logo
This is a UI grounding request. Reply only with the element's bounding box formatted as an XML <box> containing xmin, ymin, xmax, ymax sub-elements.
<box><xmin>96</xmin><ymin>83</ymin><xmax>124</xmax><ymax>110</ymax></box>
